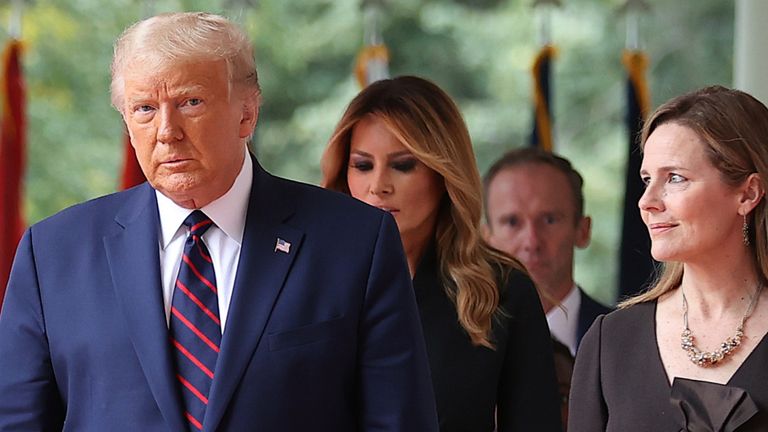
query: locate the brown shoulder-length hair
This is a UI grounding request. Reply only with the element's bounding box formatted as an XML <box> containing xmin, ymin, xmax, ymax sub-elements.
<box><xmin>321</xmin><ymin>76</ymin><xmax>525</xmax><ymax>348</ymax></box>
<box><xmin>621</xmin><ymin>85</ymin><xmax>768</xmax><ymax>308</ymax></box>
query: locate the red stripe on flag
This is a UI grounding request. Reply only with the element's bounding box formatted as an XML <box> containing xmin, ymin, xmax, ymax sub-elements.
<box><xmin>171</xmin><ymin>307</ymin><xmax>220</xmax><ymax>353</ymax></box>
<box><xmin>177</xmin><ymin>374</ymin><xmax>208</xmax><ymax>404</ymax></box>
<box><xmin>119</xmin><ymin>130</ymin><xmax>146</xmax><ymax>190</ymax></box>
<box><xmin>0</xmin><ymin>39</ymin><xmax>26</xmax><ymax>308</ymax></box>
<box><xmin>171</xmin><ymin>338</ymin><xmax>215</xmax><ymax>379</ymax></box>
<box><xmin>175</xmin><ymin>280</ymin><xmax>221</xmax><ymax>325</ymax></box>
<box><xmin>182</xmin><ymin>254</ymin><xmax>217</xmax><ymax>294</ymax></box>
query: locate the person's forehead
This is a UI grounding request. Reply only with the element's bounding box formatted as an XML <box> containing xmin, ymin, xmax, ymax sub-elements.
<box><xmin>495</xmin><ymin>163</ymin><xmax>572</xmax><ymax>193</ymax></box>
<box><xmin>489</xmin><ymin>164</ymin><xmax>577</xmax><ymax>211</ymax></box>
<box><xmin>641</xmin><ymin>123</ymin><xmax>709</xmax><ymax>172</ymax></box>
<box><xmin>122</xmin><ymin>58</ymin><xmax>228</xmax><ymax>91</ymax></box>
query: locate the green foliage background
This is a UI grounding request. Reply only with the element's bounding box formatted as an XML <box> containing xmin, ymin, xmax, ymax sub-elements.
<box><xmin>0</xmin><ymin>0</ymin><xmax>734</xmax><ymax>304</ymax></box>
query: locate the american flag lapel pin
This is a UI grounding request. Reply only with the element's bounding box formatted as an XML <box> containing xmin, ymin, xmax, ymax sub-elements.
<box><xmin>275</xmin><ymin>238</ymin><xmax>291</xmax><ymax>254</ymax></box>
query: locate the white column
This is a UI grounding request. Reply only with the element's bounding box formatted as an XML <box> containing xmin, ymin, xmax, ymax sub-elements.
<box><xmin>734</xmin><ymin>0</ymin><xmax>768</xmax><ymax>105</ymax></box>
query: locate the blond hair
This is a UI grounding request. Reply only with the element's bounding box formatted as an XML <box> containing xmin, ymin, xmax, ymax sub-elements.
<box><xmin>110</xmin><ymin>12</ymin><xmax>260</xmax><ymax>112</ymax></box>
<box><xmin>622</xmin><ymin>85</ymin><xmax>768</xmax><ymax>308</ymax></box>
<box><xmin>322</xmin><ymin>76</ymin><xmax>525</xmax><ymax>348</ymax></box>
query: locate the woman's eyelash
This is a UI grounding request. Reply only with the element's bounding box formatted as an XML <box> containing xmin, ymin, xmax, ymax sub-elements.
<box><xmin>392</xmin><ymin>160</ymin><xmax>417</xmax><ymax>171</ymax></box>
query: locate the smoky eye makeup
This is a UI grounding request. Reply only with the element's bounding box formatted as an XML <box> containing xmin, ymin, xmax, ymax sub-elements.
<box><xmin>349</xmin><ymin>158</ymin><xmax>373</xmax><ymax>171</ymax></box>
<box><xmin>390</xmin><ymin>158</ymin><xmax>418</xmax><ymax>172</ymax></box>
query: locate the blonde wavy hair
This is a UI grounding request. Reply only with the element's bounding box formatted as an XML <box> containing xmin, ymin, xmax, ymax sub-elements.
<box><xmin>321</xmin><ymin>76</ymin><xmax>525</xmax><ymax>348</ymax></box>
<box><xmin>621</xmin><ymin>85</ymin><xmax>768</xmax><ymax>308</ymax></box>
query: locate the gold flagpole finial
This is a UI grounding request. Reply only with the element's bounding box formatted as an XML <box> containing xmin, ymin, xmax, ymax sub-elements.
<box><xmin>355</xmin><ymin>0</ymin><xmax>389</xmax><ymax>87</ymax></box>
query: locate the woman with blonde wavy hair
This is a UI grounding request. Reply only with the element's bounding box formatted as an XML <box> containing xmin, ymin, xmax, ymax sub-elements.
<box><xmin>322</xmin><ymin>75</ymin><xmax>561</xmax><ymax>431</ymax></box>
<box><xmin>570</xmin><ymin>86</ymin><xmax>768</xmax><ymax>431</ymax></box>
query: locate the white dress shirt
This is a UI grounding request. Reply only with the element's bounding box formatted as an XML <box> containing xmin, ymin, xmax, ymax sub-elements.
<box><xmin>157</xmin><ymin>150</ymin><xmax>252</xmax><ymax>332</ymax></box>
<box><xmin>546</xmin><ymin>283</ymin><xmax>581</xmax><ymax>356</ymax></box>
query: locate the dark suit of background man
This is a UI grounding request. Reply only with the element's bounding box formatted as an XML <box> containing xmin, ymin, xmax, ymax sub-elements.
<box><xmin>483</xmin><ymin>148</ymin><xmax>610</xmax><ymax>429</ymax></box>
<box><xmin>0</xmin><ymin>12</ymin><xmax>438</xmax><ymax>431</ymax></box>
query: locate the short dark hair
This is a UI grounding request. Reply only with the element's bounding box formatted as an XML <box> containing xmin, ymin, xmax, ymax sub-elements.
<box><xmin>483</xmin><ymin>147</ymin><xmax>585</xmax><ymax>221</ymax></box>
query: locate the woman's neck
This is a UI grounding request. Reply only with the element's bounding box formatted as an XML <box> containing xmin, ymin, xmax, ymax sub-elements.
<box><xmin>680</xmin><ymin>261</ymin><xmax>762</xmax><ymax>320</ymax></box>
<box><xmin>401</xmin><ymin>229</ymin><xmax>434</xmax><ymax>278</ymax></box>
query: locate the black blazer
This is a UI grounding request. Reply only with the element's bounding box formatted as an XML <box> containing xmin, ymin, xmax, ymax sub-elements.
<box><xmin>412</xmin><ymin>245</ymin><xmax>562</xmax><ymax>432</ymax></box>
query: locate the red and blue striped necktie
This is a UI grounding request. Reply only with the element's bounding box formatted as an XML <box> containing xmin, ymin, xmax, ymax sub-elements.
<box><xmin>169</xmin><ymin>210</ymin><xmax>221</xmax><ymax>431</ymax></box>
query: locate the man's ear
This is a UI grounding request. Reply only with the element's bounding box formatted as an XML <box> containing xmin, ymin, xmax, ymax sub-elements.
<box><xmin>739</xmin><ymin>173</ymin><xmax>764</xmax><ymax>216</ymax></box>
<box><xmin>575</xmin><ymin>215</ymin><xmax>592</xmax><ymax>249</ymax></box>
<box><xmin>238</xmin><ymin>91</ymin><xmax>260</xmax><ymax>139</ymax></box>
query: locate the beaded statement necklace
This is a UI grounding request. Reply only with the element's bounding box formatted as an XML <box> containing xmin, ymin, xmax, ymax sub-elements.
<box><xmin>680</xmin><ymin>283</ymin><xmax>764</xmax><ymax>367</ymax></box>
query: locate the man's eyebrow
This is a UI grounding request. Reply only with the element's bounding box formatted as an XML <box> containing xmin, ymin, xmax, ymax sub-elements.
<box><xmin>125</xmin><ymin>84</ymin><xmax>209</xmax><ymax>102</ymax></box>
<box><xmin>173</xmin><ymin>84</ymin><xmax>207</xmax><ymax>95</ymax></box>
<box><xmin>126</xmin><ymin>94</ymin><xmax>154</xmax><ymax>105</ymax></box>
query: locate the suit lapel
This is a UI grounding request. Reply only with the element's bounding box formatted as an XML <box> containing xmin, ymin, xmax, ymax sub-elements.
<box><xmin>103</xmin><ymin>184</ymin><xmax>187</xmax><ymax>431</ymax></box>
<box><xmin>204</xmin><ymin>161</ymin><xmax>304</xmax><ymax>431</ymax></box>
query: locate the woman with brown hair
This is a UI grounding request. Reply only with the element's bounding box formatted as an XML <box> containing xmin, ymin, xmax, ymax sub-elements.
<box><xmin>569</xmin><ymin>86</ymin><xmax>768</xmax><ymax>431</ymax></box>
<box><xmin>322</xmin><ymin>76</ymin><xmax>561</xmax><ymax>431</ymax></box>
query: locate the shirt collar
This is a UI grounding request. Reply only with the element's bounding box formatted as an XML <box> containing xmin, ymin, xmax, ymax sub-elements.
<box><xmin>156</xmin><ymin>148</ymin><xmax>253</xmax><ymax>249</ymax></box>
<box><xmin>546</xmin><ymin>283</ymin><xmax>582</xmax><ymax>355</ymax></box>
<box><xmin>547</xmin><ymin>283</ymin><xmax>581</xmax><ymax>321</ymax></box>
<box><xmin>565</xmin><ymin>283</ymin><xmax>581</xmax><ymax>314</ymax></box>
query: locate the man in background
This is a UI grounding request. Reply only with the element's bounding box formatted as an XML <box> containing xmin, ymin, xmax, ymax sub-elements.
<box><xmin>484</xmin><ymin>148</ymin><xmax>609</xmax><ymax>430</ymax></box>
<box><xmin>483</xmin><ymin>147</ymin><xmax>610</xmax><ymax>355</ymax></box>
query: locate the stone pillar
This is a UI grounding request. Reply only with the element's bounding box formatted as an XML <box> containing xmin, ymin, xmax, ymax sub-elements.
<box><xmin>734</xmin><ymin>0</ymin><xmax>768</xmax><ymax>105</ymax></box>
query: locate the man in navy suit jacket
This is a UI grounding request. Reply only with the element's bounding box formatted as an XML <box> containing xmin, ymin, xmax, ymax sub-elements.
<box><xmin>0</xmin><ymin>12</ymin><xmax>438</xmax><ymax>431</ymax></box>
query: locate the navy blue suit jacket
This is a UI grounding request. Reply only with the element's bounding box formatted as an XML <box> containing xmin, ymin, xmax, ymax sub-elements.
<box><xmin>0</xmin><ymin>160</ymin><xmax>438</xmax><ymax>431</ymax></box>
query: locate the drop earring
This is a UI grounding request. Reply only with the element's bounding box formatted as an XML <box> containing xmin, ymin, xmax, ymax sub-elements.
<box><xmin>743</xmin><ymin>214</ymin><xmax>750</xmax><ymax>246</ymax></box>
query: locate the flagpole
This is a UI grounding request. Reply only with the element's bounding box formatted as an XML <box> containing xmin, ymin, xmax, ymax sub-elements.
<box><xmin>8</xmin><ymin>0</ymin><xmax>23</xmax><ymax>39</ymax></box>
<box><xmin>363</xmin><ymin>0</ymin><xmax>383</xmax><ymax>47</ymax></box>
<box><xmin>536</xmin><ymin>0</ymin><xmax>557</xmax><ymax>46</ymax></box>
<box><xmin>0</xmin><ymin>12</ymin><xmax>27</xmax><ymax>306</ymax></box>
<box><xmin>220</xmin><ymin>0</ymin><xmax>259</xmax><ymax>14</ymax></box>
<box><xmin>529</xmin><ymin>0</ymin><xmax>560</xmax><ymax>152</ymax></box>
<box><xmin>355</xmin><ymin>0</ymin><xmax>389</xmax><ymax>88</ymax></box>
<box><xmin>617</xmin><ymin>0</ymin><xmax>654</xmax><ymax>301</ymax></box>
<box><xmin>141</xmin><ymin>0</ymin><xmax>156</xmax><ymax>19</ymax></box>
<box><xmin>625</xmin><ymin>10</ymin><xmax>638</xmax><ymax>51</ymax></box>
<box><xmin>621</xmin><ymin>0</ymin><xmax>649</xmax><ymax>51</ymax></box>
<box><xmin>621</xmin><ymin>0</ymin><xmax>650</xmax><ymax>112</ymax></box>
